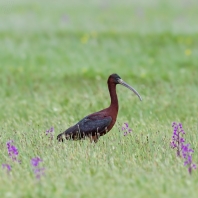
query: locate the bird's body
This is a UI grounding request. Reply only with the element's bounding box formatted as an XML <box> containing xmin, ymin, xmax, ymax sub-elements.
<box><xmin>57</xmin><ymin>74</ymin><xmax>142</xmax><ymax>142</ymax></box>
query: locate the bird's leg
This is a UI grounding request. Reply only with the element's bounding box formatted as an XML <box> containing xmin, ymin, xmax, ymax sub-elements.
<box><xmin>88</xmin><ymin>135</ymin><xmax>97</xmax><ymax>143</ymax></box>
<box><xmin>89</xmin><ymin>136</ymin><xmax>98</xmax><ymax>143</ymax></box>
<box><xmin>91</xmin><ymin>135</ymin><xmax>99</xmax><ymax>143</ymax></box>
<box><xmin>57</xmin><ymin>132</ymin><xmax>72</xmax><ymax>142</ymax></box>
<box><xmin>89</xmin><ymin>128</ymin><xmax>100</xmax><ymax>143</ymax></box>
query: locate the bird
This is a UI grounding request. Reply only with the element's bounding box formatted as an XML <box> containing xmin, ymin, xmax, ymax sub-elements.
<box><xmin>57</xmin><ymin>73</ymin><xmax>142</xmax><ymax>143</ymax></box>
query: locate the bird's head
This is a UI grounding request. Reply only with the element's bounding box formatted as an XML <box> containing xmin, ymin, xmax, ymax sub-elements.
<box><xmin>108</xmin><ymin>73</ymin><xmax>142</xmax><ymax>101</ymax></box>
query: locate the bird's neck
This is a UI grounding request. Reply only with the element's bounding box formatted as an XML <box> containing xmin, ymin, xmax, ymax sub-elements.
<box><xmin>108</xmin><ymin>83</ymin><xmax>118</xmax><ymax>112</ymax></box>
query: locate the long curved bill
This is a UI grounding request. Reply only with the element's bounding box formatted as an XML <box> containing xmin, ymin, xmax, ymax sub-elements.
<box><xmin>118</xmin><ymin>79</ymin><xmax>142</xmax><ymax>101</ymax></box>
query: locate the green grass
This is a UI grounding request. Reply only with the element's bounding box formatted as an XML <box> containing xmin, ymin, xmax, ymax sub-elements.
<box><xmin>0</xmin><ymin>0</ymin><xmax>198</xmax><ymax>197</ymax></box>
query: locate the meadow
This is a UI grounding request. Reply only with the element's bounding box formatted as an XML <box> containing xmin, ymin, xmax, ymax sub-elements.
<box><xmin>0</xmin><ymin>0</ymin><xmax>198</xmax><ymax>197</ymax></box>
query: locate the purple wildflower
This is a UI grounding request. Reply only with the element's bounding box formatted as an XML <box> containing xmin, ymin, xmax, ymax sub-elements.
<box><xmin>181</xmin><ymin>143</ymin><xmax>196</xmax><ymax>174</ymax></box>
<box><xmin>2</xmin><ymin>164</ymin><xmax>11</xmax><ymax>173</ymax></box>
<box><xmin>46</xmin><ymin>127</ymin><xmax>54</xmax><ymax>139</ymax></box>
<box><xmin>122</xmin><ymin>122</ymin><xmax>132</xmax><ymax>136</ymax></box>
<box><xmin>31</xmin><ymin>157</ymin><xmax>43</xmax><ymax>167</ymax></box>
<box><xmin>170</xmin><ymin>122</ymin><xmax>196</xmax><ymax>175</ymax></box>
<box><xmin>31</xmin><ymin>157</ymin><xmax>45</xmax><ymax>179</ymax></box>
<box><xmin>170</xmin><ymin>122</ymin><xmax>185</xmax><ymax>157</ymax></box>
<box><xmin>6</xmin><ymin>140</ymin><xmax>19</xmax><ymax>162</ymax></box>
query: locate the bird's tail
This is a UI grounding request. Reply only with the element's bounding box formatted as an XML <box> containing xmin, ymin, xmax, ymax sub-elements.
<box><xmin>57</xmin><ymin>132</ymin><xmax>73</xmax><ymax>142</ymax></box>
<box><xmin>57</xmin><ymin>133</ymin><xmax>64</xmax><ymax>142</ymax></box>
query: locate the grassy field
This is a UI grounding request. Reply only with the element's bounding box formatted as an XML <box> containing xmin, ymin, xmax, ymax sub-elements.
<box><xmin>0</xmin><ymin>0</ymin><xmax>198</xmax><ymax>197</ymax></box>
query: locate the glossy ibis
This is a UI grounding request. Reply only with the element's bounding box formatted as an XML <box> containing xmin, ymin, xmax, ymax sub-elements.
<box><xmin>57</xmin><ymin>74</ymin><xmax>142</xmax><ymax>142</ymax></box>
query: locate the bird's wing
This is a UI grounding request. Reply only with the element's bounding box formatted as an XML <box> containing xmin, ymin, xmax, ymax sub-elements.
<box><xmin>78</xmin><ymin>115</ymin><xmax>112</xmax><ymax>134</ymax></box>
<box><xmin>64</xmin><ymin>115</ymin><xmax>112</xmax><ymax>138</ymax></box>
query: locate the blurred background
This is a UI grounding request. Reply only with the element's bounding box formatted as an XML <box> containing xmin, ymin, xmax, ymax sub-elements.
<box><xmin>1</xmin><ymin>0</ymin><xmax>198</xmax><ymax>33</ymax></box>
<box><xmin>0</xmin><ymin>0</ymin><xmax>198</xmax><ymax>123</ymax></box>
